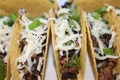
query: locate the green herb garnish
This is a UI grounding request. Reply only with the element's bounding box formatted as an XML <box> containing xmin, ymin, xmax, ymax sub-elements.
<box><xmin>69</xmin><ymin>5</ymin><xmax>80</xmax><ymax>22</ymax></box>
<box><xmin>64</xmin><ymin>54</ymin><xmax>81</xmax><ymax>69</ymax></box>
<box><xmin>59</xmin><ymin>13</ymin><xmax>69</xmax><ymax>17</ymax></box>
<box><xmin>91</xmin><ymin>12</ymin><xmax>101</xmax><ymax>20</ymax></box>
<box><xmin>95</xmin><ymin>6</ymin><xmax>108</xmax><ymax>14</ymax></box>
<box><xmin>40</xmin><ymin>15</ymin><xmax>46</xmax><ymax>19</ymax></box>
<box><xmin>69</xmin><ymin>20</ymin><xmax>77</xmax><ymax>30</ymax></box>
<box><xmin>63</xmin><ymin>40</ymin><xmax>73</xmax><ymax>46</ymax></box>
<box><xmin>0</xmin><ymin>59</ymin><xmax>5</xmax><ymax>80</ymax></box>
<box><xmin>9</xmin><ymin>13</ymin><xmax>18</xmax><ymax>21</ymax></box>
<box><xmin>103</xmin><ymin>48</ymin><xmax>115</xmax><ymax>55</ymax></box>
<box><xmin>91</xmin><ymin>6</ymin><xmax>108</xmax><ymax>20</ymax></box>
<box><xmin>0</xmin><ymin>15</ymin><xmax>3</xmax><ymax>18</ymax></box>
<box><xmin>3</xmin><ymin>19</ymin><xmax>14</xmax><ymax>26</ymax></box>
<box><xmin>3</xmin><ymin>13</ymin><xmax>17</xmax><ymax>26</ymax></box>
<box><xmin>64</xmin><ymin>61</ymin><xmax>74</xmax><ymax>67</ymax></box>
<box><xmin>29</xmin><ymin>20</ymin><xmax>41</xmax><ymax>30</ymax></box>
<box><xmin>103</xmin><ymin>19</ymin><xmax>109</xmax><ymax>24</ymax></box>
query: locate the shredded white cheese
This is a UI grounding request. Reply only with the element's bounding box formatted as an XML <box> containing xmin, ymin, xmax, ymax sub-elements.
<box><xmin>87</xmin><ymin>13</ymin><xmax>118</xmax><ymax>60</ymax></box>
<box><xmin>17</xmin><ymin>9</ymin><xmax>48</xmax><ymax>79</ymax></box>
<box><xmin>54</xmin><ymin>8</ymin><xmax>82</xmax><ymax>61</ymax></box>
<box><xmin>0</xmin><ymin>17</ymin><xmax>12</xmax><ymax>62</ymax></box>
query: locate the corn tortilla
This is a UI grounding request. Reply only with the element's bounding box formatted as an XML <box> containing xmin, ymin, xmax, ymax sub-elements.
<box><xmin>50</xmin><ymin>8</ymin><xmax>87</xmax><ymax>80</ymax></box>
<box><xmin>84</xmin><ymin>5</ymin><xmax>120</xmax><ymax>80</ymax></box>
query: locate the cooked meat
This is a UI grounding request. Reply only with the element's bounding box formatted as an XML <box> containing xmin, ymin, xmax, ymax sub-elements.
<box><xmin>98</xmin><ymin>58</ymin><xmax>118</xmax><ymax>80</ymax></box>
<box><xmin>31</xmin><ymin>64</ymin><xmax>40</xmax><ymax>76</ymax></box>
<box><xmin>62</xmin><ymin>2</ymin><xmax>73</xmax><ymax>8</ymax></box>
<box><xmin>100</xmin><ymin>34</ymin><xmax>111</xmax><ymax>47</ymax></box>
<box><xmin>18</xmin><ymin>36</ymin><xmax>46</xmax><ymax>80</ymax></box>
<box><xmin>0</xmin><ymin>52</ymin><xmax>7</xmax><ymax>78</ymax></box>
<box><xmin>19</xmin><ymin>38</ymin><xmax>27</xmax><ymax>51</ymax></box>
<box><xmin>62</xmin><ymin>72</ymin><xmax>77</xmax><ymax>80</ymax></box>
<box><xmin>60</xmin><ymin>49</ymin><xmax>79</xmax><ymax>58</ymax></box>
<box><xmin>91</xmin><ymin>35</ymin><xmax>99</xmax><ymax>48</ymax></box>
<box><xmin>24</xmin><ymin>73</ymin><xmax>38</xmax><ymax>80</ymax></box>
<box><xmin>0</xmin><ymin>52</ymin><xmax>7</xmax><ymax>59</ymax></box>
<box><xmin>60</xmin><ymin>57</ymin><xmax>79</xmax><ymax>80</ymax></box>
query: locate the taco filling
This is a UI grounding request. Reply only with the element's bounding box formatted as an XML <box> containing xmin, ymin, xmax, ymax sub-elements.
<box><xmin>115</xmin><ymin>8</ymin><xmax>120</xmax><ymax>18</ymax></box>
<box><xmin>86</xmin><ymin>6</ymin><xmax>120</xmax><ymax>80</ymax></box>
<box><xmin>16</xmin><ymin>9</ymin><xmax>49</xmax><ymax>80</ymax></box>
<box><xmin>54</xmin><ymin>6</ymin><xmax>82</xmax><ymax>80</ymax></box>
<box><xmin>0</xmin><ymin>14</ymin><xmax>17</xmax><ymax>79</ymax></box>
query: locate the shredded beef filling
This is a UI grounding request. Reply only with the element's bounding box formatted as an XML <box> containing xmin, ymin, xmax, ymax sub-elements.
<box><xmin>97</xmin><ymin>58</ymin><xmax>118</xmax><ymax>80</ymax></box>
<box><xmin>0</xmin><ymin>52</ymin><xmax>7</xmax><ymax>77</ymax></box>
<box><xmin>91</xmin><ymin>34</ymin><xmax>119</xmax><ymax>80</ymax></box>
<box><xmin>59</xmin><ymin>49</ymin><xmax>80</xmax><ymax>80</ymax></box>
<box><xmin>18</xmin><ymin>38</ymin><xmax>46</xmax><ymax>80</ymax></box>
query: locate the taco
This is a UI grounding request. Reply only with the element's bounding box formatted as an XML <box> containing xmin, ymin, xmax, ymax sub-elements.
<box><xmin>6</xmin><ymin>9</ymin><xmax>51</xmax><ymax>80</ymax></box>
<box><xmin>51</xmin><ymin>5</ymin><xmax>87</xmax><ymax>80</ymax></box>
<box><xmin>85</xmin><ymin>5</ymin><xmax>120</xmax><ymax>80</ymax></box>
<box><xmin>74</xmin><ymin>0</ymin><xmax>120</xmax><ymax>13</ymax></box>
<box><xmin>0</xmin><ymin>13</ymin><xmax>17</xmax><ymax>80</ymax></box>
<box><xmin>0</xmin><ymin>0</ymin><xmax>58</xmax><ymax>19</ymax></box>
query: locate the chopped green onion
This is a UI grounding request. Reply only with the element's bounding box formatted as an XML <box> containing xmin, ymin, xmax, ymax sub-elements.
<box><xmin>91</xmin><ymin>6</ymin><xmax>108</xmax><ymax>20</ymax></box>
<box><xmin>0</xmin><ymin>59</ymin><xmax>5</xmax><ymax>80</ymax></box>
<box><xmin>3</xmin><ymin>19</ymin><xmax>14</xmax><ymax>26</ymax></box>
<box><xmin>40</xmin><ymin>15</ymin><xmax>46</xmax><ymax>19</ymax></box>
<box><xmin>103</xmin><ymin>48</ymin><xmax>115</xmax><ymax>55</ymax></box>
<box><xmin>0</xmin><ymin>15</ymin><xmax>3</xmax><ymax>18</ymax></box>
<box><xmin>69</xmin><ymin>20</ymin><xmax>76</xmax><ymax>30</ymax></box>
<box><xmin>69</xmin><ymin>5</ymin><xmax>80</xmax><ymax>22</ymax></box>
<box><xmin>3</xmin><ymin>13</ymin><xmax>17</xmax><ymax>26</ymax></box>
<box><xmin>59</xmin><ymin>13</ymin><xmax>69</xmax><ymax>17</ymax></box>
<box><xmin>64</xmin><ymin>61</ymin><xmax>74</xmax><ymax>67</ymax></box>
<box><xmin>103</xmin><ymin>19</ymin><xmax>109</xmax><ymax>24</ymax></box>
<box><xmin>91</xmin><ymin>12</ymin><xmax>100</xmax><ymax>20</ymax></box>
<box><xmin>95</xmin><ymin>6</ymin><xmax>108</xmax><ymax>14</ymax></box>
<box><xmin>29</xmin><ymin>20</ymin><xmax>41</xmax><ymax>30</ymax></box>
<box><xmin>9</xmin><ymin>13</ymin><xmax>18</xmax><ymax>21</ymax></box>
<box><xmin>64</xmin><ymin>54</ymin><xmax>81</xmax><ymax>69</ymax></box>
<box><xmin>63</xmin><ymin>40</ymin><xmax>73</xmax><ymax>46</ymax></box>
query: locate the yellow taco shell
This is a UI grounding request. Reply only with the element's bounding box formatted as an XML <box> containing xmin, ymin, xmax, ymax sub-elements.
<box><xmin>50</xmin><ymin>8</ymin><xmax>87</xmax><ymax>80</ymax></box>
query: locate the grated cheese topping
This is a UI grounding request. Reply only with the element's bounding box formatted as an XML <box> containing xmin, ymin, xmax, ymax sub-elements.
<box><xmin>87</xmin><ymin>12</ymin><xmax>118</xmax><ymax>60</ymax></box>
<box><xmin>54</xmin><ymin>8</ymin><xmax>82</xmax><ymax>61</ymax></box>
<box><xmin>0</xmin><ymin>17</ymin><xmax>13</xmax><ymax>62</ymax></box>
<box><xmin>17</xmin><ymin>9</ymin><xmax>48</xmax><ymax>79</ymax></box>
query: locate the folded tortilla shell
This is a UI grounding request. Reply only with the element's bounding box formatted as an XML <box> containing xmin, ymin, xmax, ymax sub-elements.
<box><xmin>0</xmin><ymin>0</ymin><xmax>58</xmax><ymax>18</ymax></box>
<box><xmin>74</xmin><ymin>0</ymin><xmax>120</xmax><ymax>12</ymax></box>
<box><xmin>6</xmin><ymin>12</ymin><xmax>51</xmax><ymax>80</ymax></box>
<box><xmin>86</xmin><ymin>7</ymin><xmax>120</xmax><ymax>80</ymax></box>
<box><xmin>50</xmin><ymin>8</ymin><xmax>87</xmax><ymax>80</ymax></box>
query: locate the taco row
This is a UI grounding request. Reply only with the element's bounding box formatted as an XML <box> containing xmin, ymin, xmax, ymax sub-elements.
<box><xmin>0</xmin><ymin>2</ymin><xmax>120</xmax><ymax>80</ymax></box>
